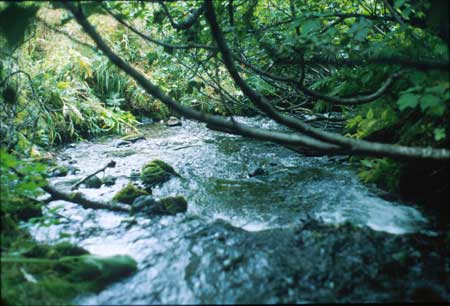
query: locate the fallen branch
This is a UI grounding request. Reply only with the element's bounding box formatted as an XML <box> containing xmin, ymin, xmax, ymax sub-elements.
<box><xmin>43</xmin><ymin>184</ymin><xmax>130</xmax><ymax>213</ymax></box>
<box><xmin>71</xmin><ymin>160</ymin><xmax>116</xmax><ymax>191</ymax></box>
<box><xmin>10</xmin><ymin>166</ymin><xmax>130</xmax><ymax>213</ymax></box>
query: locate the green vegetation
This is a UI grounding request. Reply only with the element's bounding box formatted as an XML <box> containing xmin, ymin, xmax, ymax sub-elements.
<box><xmin>0</xmin><ymin>0</ymin><xmax>449</xmax><ymax>303</ymax></box>
<box><xmin>113</xmin><ymin>183</ymin><xmax>149</xmax><ymax>204</ymax></box>
<box><xmin>2</xmin><ymin>236</ymin><xmax>136</xmax><ymax>306</ymax></box>
<box><xmin>0</xmin><ymin>150</ymin><xmax>137</xmax><ymax>305</ymax></box>
<box><xmin>140</xmin><ymin>159</ymin><xmax>179</xmax><ymax>187</ymax></box>
<box><xmin>158</xmin><ymin>196</ymin><xmax>188</xmax><ymax>215</ymax></box>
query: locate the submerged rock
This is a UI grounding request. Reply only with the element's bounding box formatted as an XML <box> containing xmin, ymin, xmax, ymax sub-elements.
<box><xmin>159</xmin><ymin>196</ymin><xmax>188</xmax><ymax>215</ymax></box>
<box><xmin>102</xmin><ymin>175</ymin><xmax>117</xmax><ymax>186</ymax></box>
<box><xmin>121</xmin><ymin>133</ymin><xmax>145</xmax><ymax>143</ymax></box>
<box><xmin>166</xmin><ymin>116</ymin><xmax>182</xmax><ymax>127</ymax></box>
<box><xmin>107</xmin><ymin>149</ymin><xmax>137</xmax><ymax>158</ymax></box>
<box><xmin>113</xmin><ymin>183</ymin><xmax>149</xmax><ymax>204</ymax></box>
<box><xmin>131</xmin><ymin>195</ymin><xmax>187</xmax><ymax>216</ymax></box>
<box><xmin>84</xmin><ymin>175</ymin><xmax>102</xmax><ymax>189</ymax></box>
<box><xmin>115</xmin><ymin>140</ymin><xmax>130</xmax><ymax>148</ymax></box>
<box><xmin>131</xmin><ymin>195</ymin><xmax>157</xmax><ymax>212</ymax></box>
<box><xmin>249</xmin><ymin>167</ymin><xmax>265</xmax><ymax>177</ymax></box>
<box><xmin>140</xmin><ymin>159</ymin><xmax>179</xmax><ymax>187</ymax></box>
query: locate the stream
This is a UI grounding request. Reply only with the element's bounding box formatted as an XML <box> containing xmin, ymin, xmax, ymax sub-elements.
<box><xmin>27</xmin><ymin>117</ymin><xmax>449</xmax><ymax>303</ymax></box>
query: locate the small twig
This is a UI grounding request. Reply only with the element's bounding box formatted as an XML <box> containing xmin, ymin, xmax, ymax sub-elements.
<box><xmin>71</xmin><ymin>160</ymin><xmax>116</xmax><ymax>191</ymax></box>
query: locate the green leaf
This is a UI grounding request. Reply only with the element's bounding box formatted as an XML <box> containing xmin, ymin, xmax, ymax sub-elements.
<box><xmin>394</xmin><ymin>0</ymin><xmax>407</xmax><ymax>8</ymax></box>
<box><xmin>351</xmin><ymin>18</ymin><xmax>372</xmax><ymax>41</ymax></box>
<box><xmin>397</xmin><ymin>93</ymin><xmax>420</xmax><ymax>111</ymax></box>
<box><xmin>433</xmin><ymin>128</ymin><xmax>446</xmax><ymax>141</ymax></box>
<box><xmin>301</xmin><ymin>20</ymin><xmax>321</xmax><ymax>35</ymax></box>
<box><xmin>408</xmin><ymin>71</ymin><xmax>427</xmax><ymax>86</ymax></box>
<box><xmin>420</xmin><ymin>94</ymin><xmax>441</xmax><ymax>111</ymax></box>
<box><xmin>361</xmin><ymin>159</ymin><xmax>373</xmax><ymax>168</ymax></box>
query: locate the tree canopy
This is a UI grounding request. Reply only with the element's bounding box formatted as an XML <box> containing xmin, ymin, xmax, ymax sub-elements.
<box><xmin>1</xmin><ymin>0</ymin><xmax>449</xmax><ymax>161</ymax></box>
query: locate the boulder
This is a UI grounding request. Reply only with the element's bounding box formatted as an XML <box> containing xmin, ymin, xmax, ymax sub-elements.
<box><xmin>140</xmin><ymin>160</ymin><xmax>179</xmax><ymax>187</ymax></box>
<box><xmin>113</xmin><ymin>183</ymin><xmax>149</xmax><ymax>204</ymax></box>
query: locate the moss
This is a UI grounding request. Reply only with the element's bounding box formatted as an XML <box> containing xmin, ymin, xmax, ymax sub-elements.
<box><xmin>5</xmin><ymin>197</ymin><xmax>42</xmax><ymax>222</ymax></box>
<box><xmin>112</xmin><ymin>183</ymin><xmax>149</xmax><ymax>204</ymax></box>
<box><xmin>57</xmin><ymin>255</ymin><xmax>137</xmax><ymax>286</ymax></box>
<box><xmin>49</xmin><ymin>165</ymin><xmax>68</xmax><ymax>177</ymax></box>
<box><xmin>158</xmin><ymin>196</ymin><xmax>188</xmax><ymax>215</ymax></box>
<box><xmin>1</xmin><ymin>228</ymin><xmax>137</xmax><ymax>306</ymax></box>
<box><xmin>140</xmin><ymin>160</ymin><xmax>178</xmax><ymax>187</ymax></box>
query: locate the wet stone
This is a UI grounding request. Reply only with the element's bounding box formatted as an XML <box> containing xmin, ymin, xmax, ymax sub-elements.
<box><xmin>83</xmin><ymin>175</ymin><xmax>102</xmax><ymax>189</ymax></box>
<box><xmin>166</xmin><ymin>116</ymin><xmax>182</xmax><ymax>127</ymax></box>
<box><xmin>102</xmin><ymin>175</ymin><xmax>117</xmax><ymax>186</ymax></box>
<box><xmin>131</xmin><ymin>195</ymin><xmax>157</xmax><ymax>213</ymax></box>
<box><xmin>249</xmin><ymin>167</ymin><xmax>265</xmax><ymax>177</ymax></box>
<box><xmin>121</xmin><ymin>133</ymin><xmax>145</xmax><ymax>143</ymax></box>
<box><xmin>115</xmin><ymin>140</ymin><xmax>130</xmax><ymax>148</ymax></box>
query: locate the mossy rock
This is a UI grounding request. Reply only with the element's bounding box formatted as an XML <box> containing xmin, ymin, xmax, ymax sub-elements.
<box><xmin>57</xmin><ymin>254</ymin><xmax>137</xmax><ymax>287</ymax></box>
<box><xmin>159</xmin><ymin>196</ymin><xmax>188</xmax><ymax>215</ymax></box>
<box><xmin>1</xmin><ymin>218</ymin><xmax>137</xmax><ymax>306</ymax></box>
<box><xmin>49</xmin><ymin>165</ymin><xmax>69</xmax><ymax>177</ymax></box>
<box><xmin>24</xmin><ymin>242</ymin><xmax>89</xmax><ymax>259</ymax></box>
<box><xmin>84</xmin><ymin>175</ymin><xmax>102</xmax><ymax>188</ymax></box>
<box><xmin>140</xmin><ymin>160</ymin><xmax>179</xmax><ymax>187</ymax></box>
<box><xmin>113</xmin><ymin>184</ymin><xmax>149</xmax><ymax>204</ymax></box>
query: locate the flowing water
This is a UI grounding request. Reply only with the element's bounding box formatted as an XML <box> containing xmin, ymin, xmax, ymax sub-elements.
<box><xmin>27</xmin><ymin>117</ymin><xmax>449</xmax><ymax>303</ymax></box>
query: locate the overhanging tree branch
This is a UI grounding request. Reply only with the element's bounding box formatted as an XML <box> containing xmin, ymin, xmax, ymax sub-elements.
<box><xmin>62</xmin><ymin>2</ymin><xmax>341</xmax><ymax>155</ymax></box>
<box><xmin>203</xmin><ymin>1</ymin><xmax>450</xmax><ymax>161</ymax></box>
<box><xmin>62</xmin><ymin>2</ymin><xmax>449</xmax><ymax>161</ymax></box>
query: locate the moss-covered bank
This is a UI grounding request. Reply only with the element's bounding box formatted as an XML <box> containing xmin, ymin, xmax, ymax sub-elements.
<box><xmin>1</xmin><ymin>198</ymin><xmax>137</xmax><ymax>306</ymax></box>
